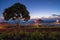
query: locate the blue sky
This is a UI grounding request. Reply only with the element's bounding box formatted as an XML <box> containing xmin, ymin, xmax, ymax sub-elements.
<box><xmin>0</xmin><ymin>0</ymin><xmax>60</xmax><ymax>19</ymax></box>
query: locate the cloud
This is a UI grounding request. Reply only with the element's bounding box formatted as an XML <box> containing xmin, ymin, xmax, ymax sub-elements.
<box><xmin>52</xmin><ymin>14</ymin><xmax>60</xmax><ymax>17</ymax></box>
<box><xmin>0</xmin><ymin>16</ymin><xmax>4</xmax><ymax>20</ymax></box>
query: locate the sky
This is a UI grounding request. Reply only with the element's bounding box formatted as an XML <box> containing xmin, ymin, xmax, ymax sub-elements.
<box><xmin>0</xmin><ymin>0</ymin><xmax>60</xmax><ymax>19</ymax></box>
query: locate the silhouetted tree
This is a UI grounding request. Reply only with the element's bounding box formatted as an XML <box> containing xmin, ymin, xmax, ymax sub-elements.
<box><xmin>3</xmin><ymin>3</ymin><xmax>30</xmax><ymax>27</ymax></box>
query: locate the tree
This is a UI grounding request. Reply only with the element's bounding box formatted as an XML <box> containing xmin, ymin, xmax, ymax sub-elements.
<box><xmin>3</xmin><ymin>3</ymin><xmax>30</xmax><ymax>27</ymax></box>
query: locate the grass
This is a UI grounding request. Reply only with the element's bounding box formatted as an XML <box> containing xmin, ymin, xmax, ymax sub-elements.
<box><xmin>0</xmin><ymin>25</ymin><xmax>60</xmax><ymax>40</ymax></box>
<box><xmin>0</xmin><ymin>28</ymin><xmax>60</xmax><ymax>40</ymax></box>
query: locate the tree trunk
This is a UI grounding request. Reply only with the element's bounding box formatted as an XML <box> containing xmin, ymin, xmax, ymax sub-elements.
<box><xmin>16</xmin><ymin>17</ymin><xmax>21</xmax><ymax>28</ymax></box>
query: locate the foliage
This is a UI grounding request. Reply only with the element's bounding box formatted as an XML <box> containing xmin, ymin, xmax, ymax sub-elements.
<box><xmin>3</xmin><ymin>3</ymin><xmax>30</xmax><ymax>21</ymax></box>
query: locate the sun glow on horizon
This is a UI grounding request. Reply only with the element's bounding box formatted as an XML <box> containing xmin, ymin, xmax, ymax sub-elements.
<box><xmin>30</xmin><ymin>15</ymin><xmax>60</xmax><ymax>19</ymax></box>
<box><xmin>30</xmin><ymin>16</ymin><xmax>50</xmax><ymax>19</ymax></box>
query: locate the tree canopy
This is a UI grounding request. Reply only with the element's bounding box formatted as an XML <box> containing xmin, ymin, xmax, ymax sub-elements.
<box><xmin>3</xmin><ymin>3</ymin><xmax>30</xmax><ymax>21</ymax></box>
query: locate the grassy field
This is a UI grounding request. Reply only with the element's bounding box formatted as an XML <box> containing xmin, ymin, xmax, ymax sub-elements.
<box><xmin>0</xmin><ymin>28</ymin><xmax>60</xmax><ymax>40</ymax></box>
<box><xmin>0</xmin><ymin>25</ymin><xmax>60</xmax><ymax>40</ymax></box>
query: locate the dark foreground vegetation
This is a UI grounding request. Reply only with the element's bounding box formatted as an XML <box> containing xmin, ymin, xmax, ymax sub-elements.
<box><xmin>0</xmin><ymin>27</ymin><xmax>60</xmax><ymax>40</ymax></box>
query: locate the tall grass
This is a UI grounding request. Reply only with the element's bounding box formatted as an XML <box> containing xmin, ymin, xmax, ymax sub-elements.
<box><xmin>0</xmin><ymin>27</ymin><xmax>60</xmax><ymax>40</ymax></box>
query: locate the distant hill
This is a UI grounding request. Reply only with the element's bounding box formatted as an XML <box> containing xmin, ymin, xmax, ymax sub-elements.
<box><xmin>0</xmin><ymin>17</ymin><xmax>60</xmax><ymax>24</ymax></box>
